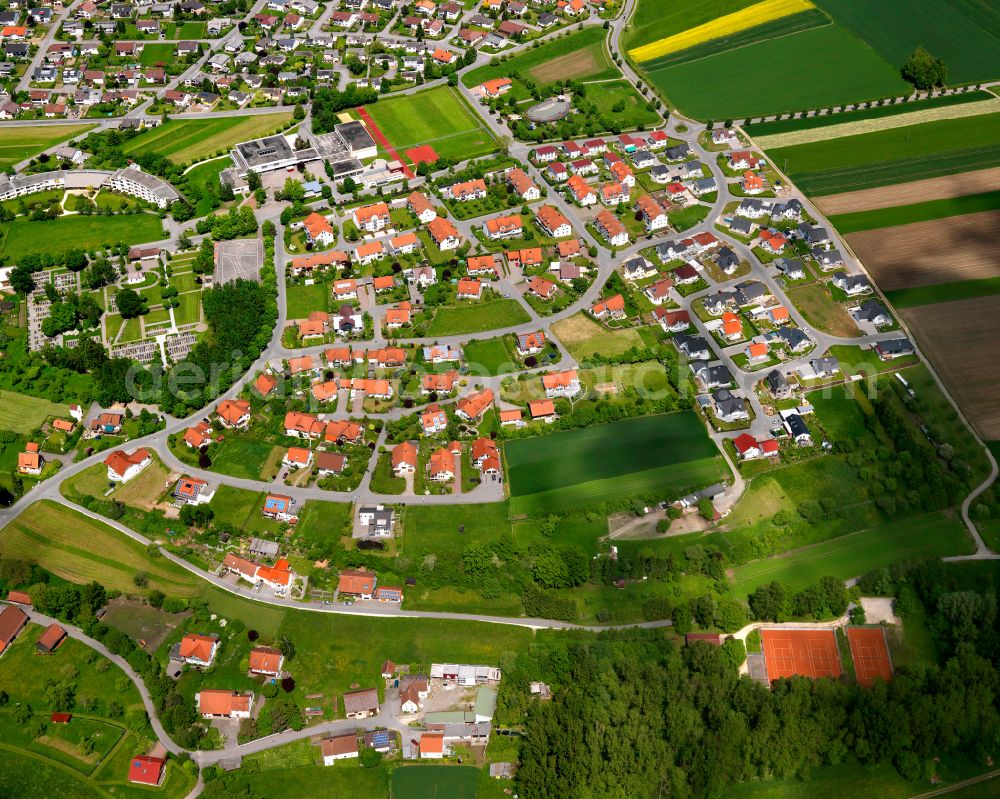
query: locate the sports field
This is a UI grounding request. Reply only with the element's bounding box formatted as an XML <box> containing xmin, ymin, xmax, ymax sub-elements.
<box><xmin>731</xmin><ymin>512</ymin><xmax>974</xmax><ymax>596</ymax></box>
<box><xmin>847</xmin><ymin>626</ymin><xmax>893</xmax><ymax>687</ymax></box>
<box><xmin>122</xmin><ymin>112</ymin><xmax>293</xmax><ymax>164</ymax></box>
<box><xmin>812</xmin><ymin>0</ymin><xmax>1000</xmax><ymax>85</ymax></box>
<box><xmin>766</xmin><ymin>112</ymin><xmax>1000</xmax><ymax>195</ymax></box>
<box><xmin>0</xmin><ymin>390</ymin><xmax>70</xmax><ymax>434</ymax></box>
<box><xmin>0</xmin><ymin>500</ymin><xmax>204</xmax><ymax>597</ymax></box>
<box><xmin>828</xmin><ymin>189</ymin><xmax>1000</xmax><ymax>233</ymax></box>
<box><xmin>363</xmin><ymin>86</ymin><xmax>494</xmax><ymax>162</ymax></box>
<box><xmin>463</xmin><ymin>26</ymin><xmax>618</xmax><ymax>88</ymax></box>
<box><xmin>640</xmin><ymin>24</ymin><xmax>908</xmax><ymax>122</ymax></box>
<box><xmin>505</xmin><ymin>412</ymin><xmax>727</xmax><ymax>515</ymax></box>
<box><xmin>391</xmin><ymin>765</ymin><xmax>479</xmax><ymax>799</ymax></box>
<box><xmin>761</xmin><ymin>628</ymin><xmax>841</xmax><ymax>682</ymax></box>
<box><xmin>0</xmin><ymin>213</ymin><xmax>165</xmax><ymax>260</ymax></box>
<box><xmin>0</xmin><ymin>124</ymin><xmax>95</xmax><ymax>170</ymax></box>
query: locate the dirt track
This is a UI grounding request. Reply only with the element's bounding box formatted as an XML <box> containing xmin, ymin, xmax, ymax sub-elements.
<box><xmin>817</xmin><ymin>166</ymin><xmax>1000</xmax><ymax>215</ymax></box>
<box><xmin>900</xmin><ymin>295</ymin><xmax>1000</xmax><ymax>440</ymax></box>
<box><xmin>847</xmin><ymin>210</ymin><xmax>1000</xmax><ymax>290</ymax></box>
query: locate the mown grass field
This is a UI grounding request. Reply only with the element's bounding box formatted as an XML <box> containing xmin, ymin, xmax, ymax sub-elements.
<box><xmin>828</xmin><ymin>189</ymin><xmax>1000</xmax><ymax>233</ymax></box>
<box><xmin>885</xmin><ymin>277</ymin><xmax>1000</xmax><ymax>309</ymax></box>
<box><xmin>640</xmin><ymin>24</ymin><xmax>907</xmax><ymax>121</ymax></box>
<box><xmin>122</xmin><ymin>112</ymin><xmax>293</xmax><ymax>164</ymax></box>
<box><xmin>505</xmin><ymin>412</ymin><xmax>727</xmax><ymax>515</ymax></box>
<box><xmin>364</xmin><ymin>86</ymin><xmax>495</xmax><ymax>161</ymax></box>
<box><xmin>0</xmin><ymin>390</ymin><xmax>70</xmax><ymax>433</ymax></box>
<box><xmin>462</xmin><ymin>336</ymin><xmax>518</xmax><ymax>375</ymax></box>
<box><xmin>766</xmin><ymin>112</ymin><xmax>1000</xmax><ymax>195</ymax></box>
<box><xmin>0</xmin><ymin>124</ymin><xmax>95</xmax><ymax>170</ymax></box>
<box><xmin>551</xmin><ymin>312</ymin><xmax>657</xmax><ymax>362</ymax></box>
<box><xmin>286</xmin><ymin>281</ymin><xmax>329</xmax><ymax>319</ymax></box>
<box><xmin>425</xmin><ymin>300</ymin><xmax>530</xmax><ymax>336</ymax></box>
<box><xmin>731</xmin><ymin>511</ymin><xmax>974</xmax><ymax>596</ymax></box>
<box><xmin>0</xmin><ymin>214</ymin><xmax>165</xmax><ymax>260</ymax></box>
<box><xmin>813</xmin><ymin>0</ymin><xmax>1000</xmax><ymax>85</ymax></box>
<box><xmin>0</xmin><ymin>501</ymin><xmax>203</xmax><ymax>597</ymax></box>
<box><xmin>463</xmin><ymin>26</ymin><xmax>618</xmax><ymax>88</ymax></box>
<box><xmin>392</xmin><ymin>766</ymin><xmax>479</xmax><ymax>799</ymax></box>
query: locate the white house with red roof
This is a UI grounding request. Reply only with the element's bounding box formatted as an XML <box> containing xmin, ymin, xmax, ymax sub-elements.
<box><xmin>104</xmin><ymin>448</ymin><xmax>152</xmax><ymax>483</ymax></box>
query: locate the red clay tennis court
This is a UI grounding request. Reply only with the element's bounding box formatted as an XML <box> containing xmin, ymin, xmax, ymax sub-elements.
<box><xmin>761</xmin><ymin>629</ymin><xmax>842</xmax><ymax>683</ymax></box>
<box><xmin>847</xmin><ymin>627</ymin><xmax>894</xmax><ymax>687</ymax></box>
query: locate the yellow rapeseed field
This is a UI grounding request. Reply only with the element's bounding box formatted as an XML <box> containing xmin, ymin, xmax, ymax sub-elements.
<box><xmin>629</xmin><ymin>0</ymin><xmax>815</xmax><ymax>62</ymax></box>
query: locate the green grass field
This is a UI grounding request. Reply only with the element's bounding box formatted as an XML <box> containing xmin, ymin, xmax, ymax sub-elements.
<box><xmin>0</xmin><ymin>214</ymin><xmax>164</xmax><ymax>260</ymax></box>
<box><xmin>0</xmin><ymin>501</ymin><xmax>204</xmax><ymax>597</ymax></box>
<box><xmin>505</xmin><ymin>412</ymin><xmax>727</xmax><ymax>515</ymax></box>
<box><xmin>828</xmin><ymin>189</ymin><xmax>1000</xmax><ymax>233</ymax></box>
<box><xmin>209</xmin><ymin>437</ymin><xmax>282</xmax><ymax>481</ymax></box>
<box><xmin>364</xmin><ymin>86</ymin><xmax>495</xmax><ymax>161</ymax></box>
<box><xmin>766</xmin><ymin>112</ymin><xmax>1000</xmax><ymax>195</ymax></box>
<box><xmin>640</xmin><ymin>24</ymin><xmax>908</xmax><ymax>121</ymax></box>
<box><xmin>463</xmin><ymin>26</ymin><xmax>619</xmax><ymax>88</ymax></box>
<box><xmin>122</xmin><ymin>113</ymin><xmax>292</xmax><ymax>164</ymax></box>
<box><xmin>139</xmin><ymin>42</ymin><xmax>175</xmax><ymax>65</ymax></box>
<box><xmin>391</xmin><ymin>766</ymin><xmax>479</xmax><ymax>799</ymax></box>
<box><xmin>885</xmin><ymin>277</ymin><xmax>1000</xmax><ymax>309</ymax></box>
<box><xmin>731</xmin><ymin>511</ymin><xmax>974</xmax><ymax>597</ymax></box>
<box><xmin>285</xmin><ymin>282</ymin><xmax>329</xmax><ymax>319</ymax></box>
<box><xmin>744</xmin><ymin>91</ymin><xmax>995</xmax><ymax>136</ymax></box>
<box><xmin>462</xmin><ymin>336</ymin><xmax>517</xmax><ymax>375</ymax></box>
<box><xmin>812</xmin><ymin>0</ymin><xmax>1000</xmax><ymax>85</ymax></box>
<box><xmin>0</xmin><ymin>390</ymin><xmax>70</xmax><ymax>434</ymax></box>
<box><xmin>551</xmin><ymin>313</ymin><xmax>656</xmax><ymax>362</ymax></box>
<box><xmin>425</xmin><ymin>300</ymin><xmax>530</xmax><ymax>336</ymax></box>
<box><xmin>589</xmin><ymin>80</ymin><xmax>661</xmax><ymax>128</ymax></box>
<box><xmin>0</xmin><ymin>124</ymin><xmax>95</xmax><ymax>170</ymax></box>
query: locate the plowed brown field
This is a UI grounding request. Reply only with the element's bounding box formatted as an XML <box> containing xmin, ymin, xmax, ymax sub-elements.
<box><xmin>900</xmin><ymin>295</ymin><xmax>1000</xmax><ymax>439</ymax></box>
<box><xmin>817</xmin><ymin>166</ymin><xmax>1000</xmax><ymax>215</ymax></box>
<box><xmin>847</xmin><ymin>210</ymin><xmax>1000</xmax><ymax>290</ymax></box>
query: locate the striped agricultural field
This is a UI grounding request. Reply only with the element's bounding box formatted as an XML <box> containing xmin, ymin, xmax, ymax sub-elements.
<box><xmin>753</xmin><ymin>96</ymin><xmax>1000</xmax><ymax>149</ymax></box>
<box><xmin>629</xmin><ymin>0</ymin><xmax>815</xmax><ymax>62</ymax></box>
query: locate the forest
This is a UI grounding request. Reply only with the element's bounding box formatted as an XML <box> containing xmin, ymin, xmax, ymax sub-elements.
<box><xmin>512</xmin><ymin>560</ymin><xmax>1000</xmax><ymax>798</ymax></box>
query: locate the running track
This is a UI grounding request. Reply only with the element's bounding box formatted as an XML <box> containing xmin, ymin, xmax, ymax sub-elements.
<box><xmin>357</xmin><ymin>106</ymin><xmax>415</xmax><ymax>178</ymax></box>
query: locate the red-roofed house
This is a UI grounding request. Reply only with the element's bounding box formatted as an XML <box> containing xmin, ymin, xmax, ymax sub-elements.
<box><xmin>217</xmin><ymin>398</ymin><xmax>251</xmax><ymax>429</ymax></box>
<box><xmin>197</xmin><ymin>690</ymin><xmax>254</xmax><ymax>719</ymax></box>
<box><xmin>104</xmin><ymin>448</ymin><xmax>151</xmax><ymax>483</ymax></box>
<box><xmin>179</xmin><ymin>632</ymin><xmax>218</xmax><ymax>667</ymax></box>
<box><xmin>456</xmin><ymin>388</ymin><xmax>494</xmax><ymax>421</ymax></box>
<box><xmin>542</xmin><ymin>369</ymin><xmax>580</xmax><ymax>398</ymax></box>
<box><xmin>392</xmin><ymin>441</ymin><xmax>418</xmax><ymax>474</ymax></box>
<box><xmin>248</xmin><ymin>646</ymin><xmax>284</xmax><ymax>677</ymax></box>
<box><xmin>128</xmin><ymin>755</ymin><xmax>165</xmax><ymax>786</ymax></box>
<box><xmin>353</xmin><ymin>202</ymin><xmax>390</xmax><ymax>233</ymax></box>
<box><xmin>338</xmin><ymin>569</ymin><xmax>376</xmax><ymax>599</ymax></box>
<box><xmin>591</xmin><ymin>293</ymin><xmax>626</xmax><ymax>320</ymax></box>
<box><xmin>456</xmin><ymin>277</ymin><xmax>482</xmax><ymax>300</ymax></box>
<box><xmin>302</xmin><ymin>212</ymin><xmax>335</xmax><ymax>246</ymax></box>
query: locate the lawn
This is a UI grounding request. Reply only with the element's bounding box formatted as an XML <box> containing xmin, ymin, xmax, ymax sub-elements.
<box><xmin>173</xmin><ymin>291</ymin><xmax>202</xmax><ymax>326</ymax></box>
<box><xmin>425</xmin><ymin>300</ymin><xmax>530</xmax><ymax>336</ymax></box>
<box><xmin>0</xmin><ymin>500</ymin><xmax>204</xmax><ymax>597</ymax></box>
<box><xmin>551</xmin><ymin>312</ymin><xmax>652</xmax><ymax>361</ymax></box>
<box><xmin>122</xmin><ymin>113</ymin><xmax>293</xmax><ymax>164</ymax></box>
<box><xmin>210</xmin><ymin>436</ymin><xmax>282</xmax><ymax>480</ymax></box>
<box><xmin>0</xmin><ymin>124</ymin><xmax>95</xmax><ymax>170</ymax></box>
<box><xmin>463</xmin><ymin>26</ymin><xmax>619</xmax><ymax>88</ymax></box>
<box><xmin>786</xmin><ymin>283</ymin><xmax>859</xmax><ymax>337</ymax></box>
<box><xmin>639</xmin><ymin>24</ymin><xmax>908</xmax><ymax>121</ymax></box>
<box><xmin>295</xmin><ymin>499</ymin><xmax>352</xmax><ymax>552</ymax></box>
<box><xmin>363</xmin><ymin>86</ymin><xmax>495</xmax><ymax>161</ymax></box>
<box><xmin>462</xmin><ymin>336</ymin><xmax>518</xmax><ymax>375</ymax></box>
<box><xmin>766</xmin><ymin>112</ymin><xmax>1000</xmax><ymax>195</ymax></box>
<box><xmin>182</xmin><ymin>157</ymin><xmax>230</xmax><ymax>216</ymax></box>
<box><xmin>885</xmin><ymin>276</ymin><xmax>1000</xmax><ymax>309</ymax></box>
<box><xmin>807</xmin><ymin>383</ymin><xmax>874</xmax><ymax>444</ymax></box>
<box><xmin>0</xmin><ymin>214</ymin><xmax>165</xmax><ymax>260</ymax></box>
<box><xmin>392</xmin><ymin>766</ymin><xmax>479</xmax><ymax>799</ymax></box>
<box><xmin>730</xmin><ymin>511</ymin><xmax>974</xmax><ymax>597</ymax></box>
<box><xmin>285</xmin><ymin>282</ymin><xmax>329</xmax><ymax>319</ymax></box>
<box><xmin>505</xmin><ymin>412</ymin><xmax>728</xmax><ymax>515</ymax></box>
<box><xmin>0</xmin><ymin>390</ymin><xmax>70</xmax><ymax>433</ymax></box>
<box><xmin>828</xmin><ymin>189</ymin><xmax>1000</xmax><ymax>233</ymax></box>
<box><xmin>812</xmin><ymin>0</ymin><xmax>1000</xmax><ymax>85</ymax></box>
<box><xmin>589</xmin><ymin>80</ymin><xmax>661</xmax><ymax>128</ymax></box>
<box><xmin>139</xmin><ymin>42</ymin><xmax>175</xmax><ymax>66</ymax></box>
